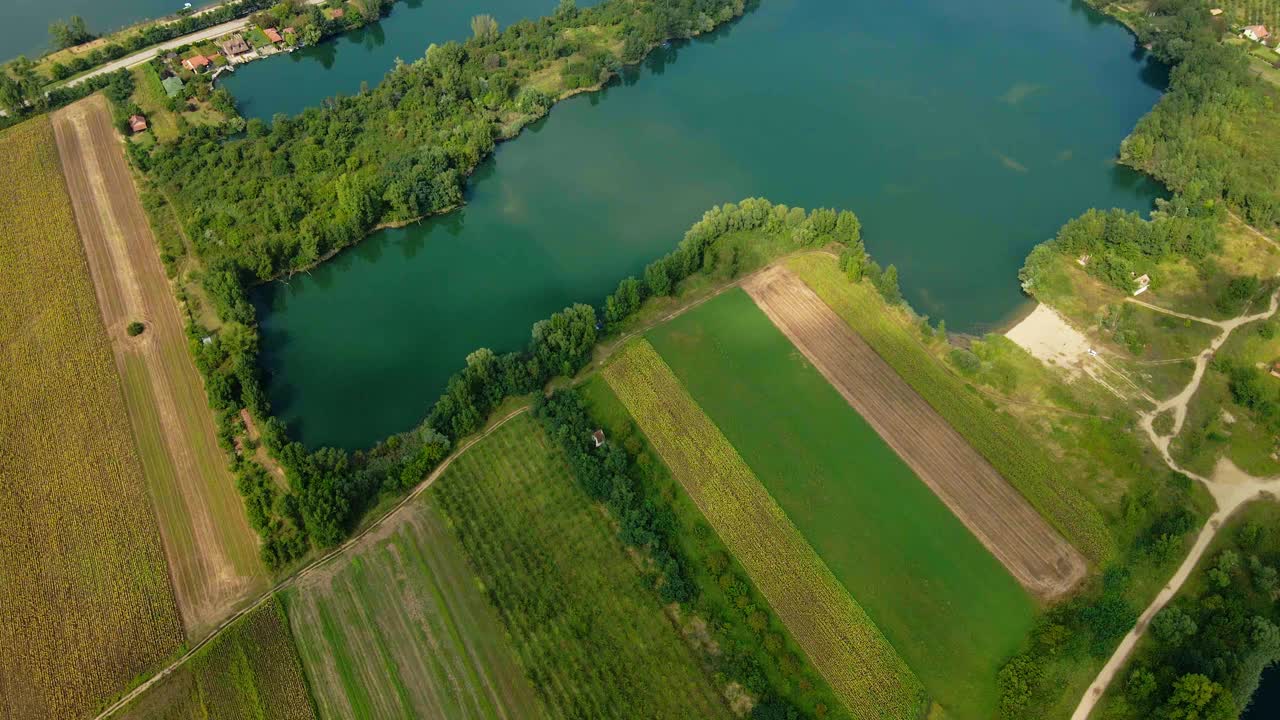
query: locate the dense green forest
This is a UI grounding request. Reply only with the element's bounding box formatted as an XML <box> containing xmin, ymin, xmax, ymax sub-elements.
<box><xmin>143</xmin><ymin>0</ymin><xmax>748</xmax><ymax>283</ymax></box>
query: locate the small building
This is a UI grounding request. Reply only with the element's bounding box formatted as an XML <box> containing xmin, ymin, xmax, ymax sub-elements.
<box><xmin>128</xmin><ymin>114</ymin><xmax>148</xmax><ymax>133</ymax></box>
<box><xmin>592</xmin><ymin>429</ymin><xmax>606</xmax><ymax>448</ymax></box>
<box><xmin>1210</xmin><ymin>8</ymin><xmax>1223</xmax><ymax>16</ymax></box>
<box><xmin>1133</xmin><ymin>273</ymin><xmax>1151</xmax><ymax>296</ymax></box>
<box><xmin>326</xmin><ymin>7</ymin><xmax>345</xmax><ymax>19</ymax></box>
<box><xmin>161</xmin><ymin>75</ymin><xmax>185</xmax><ymax>98</ymax></box>
<box><xmin>1077</xmin><ymin>254</ymin><xmax>1090</xmax><ymax>267</ymax></box>
<box><xmin>264</xmin><ymin>27</ymin><xmax>283</xmax><ymax>43</ymax></box>
<box><xmin>1270</xmin><ymin>361</ymin><xmax>1280</xmax><ymax>380</ymax></box>
<box><xmin>182</xmin><ymin>54</ymin><xmax>210</xmax><ymax>71</ymax></box>
<box><xmin>1244</xmin><ymin>24</ymin><xmax>1270</xmax><ymax>42</ymax></box>
<box><xmin>220</xmin><ymin>34</ymin><xmax>250</xmax><ymax>56</ymax></box>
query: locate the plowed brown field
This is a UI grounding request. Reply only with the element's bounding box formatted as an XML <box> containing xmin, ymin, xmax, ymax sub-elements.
<box><xmin>52</xmin><ymin>95</ymin><xmax>266</xmax><ymax>638</ymax></box>
<box><xmin>743</xmin><ymin>265</ymin><xmax>1086</xmax><ymax>599</ymax></box>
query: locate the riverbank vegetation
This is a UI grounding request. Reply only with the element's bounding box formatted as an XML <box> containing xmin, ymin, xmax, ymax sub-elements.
<box><xmin>1096</xmin><ymin>500</ymin><xmax>1280</xmax><ymax>720</ymax></box>
<box><xmin>141</xmin><ymin>0</ymin><xmax>748</xmax><ymax>282</ymax></box>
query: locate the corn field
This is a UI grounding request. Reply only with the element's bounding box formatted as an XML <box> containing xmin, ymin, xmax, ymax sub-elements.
<box><xmin>0</xmin><ymin>117</ymin><xmax>183</xmax><ymax>719</ymax></box>
<box><xmin>603</xmin><ymin>340</ymin><xmax>929</xmax><ymax>720</ymax></box>
<box><xmin>120</xmin><ymin>597</ymin><xmax>316</xmax><ymax>720</ymax></box>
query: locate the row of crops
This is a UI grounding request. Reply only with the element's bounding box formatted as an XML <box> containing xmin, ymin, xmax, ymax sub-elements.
<box><xmin>119</xmin><ymin>599</ymin><xmax>315</xmax><ymax>720</ymax></box>
<box><xmin>602</xmin><ymin>340</ymin><xmax>929</xmax><ymax>720</ymax></box>
<box><xmin>431</xmin><ymin>414</ymin><xmax>732</xmax><ymax>719</ymax></box>
<box><xmin>788</xmin><ymin>254</ymin><xmax>1116</xmax><ymax>564</ymax></box>
<box><xmin>0</xmin><ymin>117</ymin><xmax>185</xmax><ymax>720</ymax></box>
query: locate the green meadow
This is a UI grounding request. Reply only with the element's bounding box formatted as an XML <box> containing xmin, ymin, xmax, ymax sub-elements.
<box><xmin>647</xmin><ymin>288</ymin><xmax>1036</xmax><ymax>719</ymax></box>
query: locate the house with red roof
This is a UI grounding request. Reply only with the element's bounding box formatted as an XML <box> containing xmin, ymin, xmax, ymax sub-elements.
<box><xmin>128</xmin><ymin>115</ymin><xmax>148</xmax><ymax>133</ymax></box>
<box><xmin>182</xmin><ymin>54</ymin><xmax>210</xmax><ymax>72</ymax></box>
<box><xmin>264</xmin><ymin>27</ymin><xmax>283</xmax><ymax>43</ymax></box>
<box><xmin>1244</xmin><ymin>24</ymin><xmax>1270</xmax><ymax>42</ymax></box>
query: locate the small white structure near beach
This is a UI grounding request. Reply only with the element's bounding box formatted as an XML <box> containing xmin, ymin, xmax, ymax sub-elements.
<box><xmin>1133</xmin><ymin>273</ymin><xmax>1151</xmax><ymax>296</ymax></box>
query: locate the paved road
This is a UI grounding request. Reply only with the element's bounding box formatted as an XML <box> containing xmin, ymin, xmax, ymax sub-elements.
<box><xmin>64</xmin><ymin>0</ymin><xmax>325</xmax><ymax>88</ymax></box>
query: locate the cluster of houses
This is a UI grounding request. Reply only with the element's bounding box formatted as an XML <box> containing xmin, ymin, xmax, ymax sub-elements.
<box><xmin>178</xmin><ymin>24</ymin><xmax>299</xmax><ymax>79</ymax></box>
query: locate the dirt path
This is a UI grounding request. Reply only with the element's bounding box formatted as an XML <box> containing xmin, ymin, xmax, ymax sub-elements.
<box><xmin>91</xmin><ymin>405</ymin><xmax>530</xmax><ymax>720</ymax></box>
<box><xmin>51</xmin><ymin>95</ymin><xmax>265</xmax><ymax>639</ymax></box>
<box><xmin>1070</xmin><ymin>222</ymin><xmax>1280</xmax><ymax>719</ymax></box>
<box><xmin>744</xmin><ymin>266</ymin><xmax>1087</xmax><ymax>599</ymax></box>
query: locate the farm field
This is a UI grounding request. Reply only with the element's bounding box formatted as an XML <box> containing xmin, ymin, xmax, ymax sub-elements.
<box><xmin>118</xmin><ymin>597</ymin><xmax>315</xmax><ymax>720</ymax></box>
<box><xmin>743</xmin><ymin>265</ymin><xmax>1085</xmax><ymax>597</ymax></box>
<box><xmin>431</xmin><ymin>413</ymin><xmax>732</xmax><ymax>719</ymax></box>
<box><xmin>0</xmin><ymin>116</ymin><xmax>183</xmax><ymax>719</ymax></box>
<box><xmin>787</xmin><ymin>253</ymin><xmax>1115</xmax><ymax>563</ymax></box>
<box><xmin>641</xmin><ymin>289</ymin><xmax>1039</xmax><ymax>720</ymax></box>
<box><xmin>603</xmin><ymin>340</ymin><xmax>929</xmax><ymax>720</ymax></box>
<box><xmin>280</xmin><ymin>494</ymin><xmax>540</xmax><ymax>720</ymax></box>
<box><xmin>51</xmin><ymin>94</ymin><xmax>267</xmax><ymax>638</ymax></box>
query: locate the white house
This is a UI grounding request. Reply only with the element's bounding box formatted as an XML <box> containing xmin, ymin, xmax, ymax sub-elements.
<box><xmin>1133</xmin><ymin>274</ymin><xmax>1151</xmax><ymax>296</ymax></box>
<box><xmin>1244</xmin><ymin>24</ymin><xmax>1270</xmax><ymax>42</ymax></box>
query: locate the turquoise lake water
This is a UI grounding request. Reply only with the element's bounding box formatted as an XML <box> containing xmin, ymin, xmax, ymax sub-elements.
<box><xmin>244</xmin><ymin>0</ymin><xmax>1167</xmax><ymax>450</ymax></box>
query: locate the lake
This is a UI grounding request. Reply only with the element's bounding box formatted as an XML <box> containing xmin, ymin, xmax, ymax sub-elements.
<box><xmin>3</xmin><ymin>0</ymin><xmax>180</xmax><ymax>62</ymax></box>
<box><xmin>1245</xmin><ymin>663</ymin><xmax>1279</xmax><ymax>719</ymax></box>
<box><xmin>249</xmin><ymin>0</ymin><xmax>1168</xmax><ymax>450</ymax></box>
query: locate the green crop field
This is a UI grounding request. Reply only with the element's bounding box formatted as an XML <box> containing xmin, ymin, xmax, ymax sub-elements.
<box><xmin>603</xmin><ymin>340</ymin><xmax>927</xmax><ymax>719</ymax></box>
<box><xmin>644</xmin><ymin>288</ymin><xmax>1037</xmax><ymax>720</ymax></box>
<box><xmin>788</xmin><ymin>253</ymin><xmax>1114</xmax><ymax>563</ymax></box>
<box><xmin>280</xmin><ymin>497</ymin><xmax>540</xmax><ymax>720</ymax></box>
<box><xmin>119</xmin><ymin>597</ymin><xmax>315</xmax><ymax>720</ymax></box>
<box><xmin>431</xmin><ymin>413</ymin><xmax>731</xmax><ymax>719</ymax></box>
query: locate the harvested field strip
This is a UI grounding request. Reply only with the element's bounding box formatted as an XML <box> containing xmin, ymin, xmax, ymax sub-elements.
<box><xmin>432</xmin><ymin>414</ymin><xmax>733</xmax><ymax>719</ymax></box>
<box><xmin>0</xmin><ymin>116</ymin><xmax>183</xmax><ymax>720</ymax></box>
<box><xmin>603</xmin><ymin>340</ymin><xmax>928</xmax><ymax>720</ymax></box>
<box><xmin>51</xmin><ymin>95</ymin><xmax>265</xmax><ymax>637</ymax></box>
<box><xmin>744</xmin><ymin>265</ymin><xmax>1086</xmax><ymax>598</ymax></box>
<box><xmin>118</xmin><ymin>596</ymin><xmax>315</xmax><ymax>720</ymax></box>
<box><xmin>645</xmin><ymin>291</ymin><xmax>1038</xmax><ymax>719</ymax></box>
<box><xmin>788</xmin><ymin>253</ymin><xmax>1115</xmax><ymax>563</ymax></box>
<box><xmin>282</xmin><ymin>494</ymin><xmax>542</xmax><ymax>720</ymax></box>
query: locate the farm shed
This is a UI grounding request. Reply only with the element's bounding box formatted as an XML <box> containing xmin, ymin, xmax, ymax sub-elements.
<box><xmin>592</xmin><ymin>429</ymin><xmax>606</xmax><ymax>447</ymax></box>
<box><xmin>128</xmin><ymin>115</ymin><xmax>148</xmax><ymax>133</ymax></box>
<box><xmin>161</xmin><ymin>76</ymin><xmax>184</xmax><ymax>98</ymax></box>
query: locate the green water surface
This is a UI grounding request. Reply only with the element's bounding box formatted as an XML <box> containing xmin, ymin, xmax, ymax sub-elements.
<box><xmin>251</xmin><ymin>0</ymin><xmax>1168</xmax><ymax>449</ymax></box>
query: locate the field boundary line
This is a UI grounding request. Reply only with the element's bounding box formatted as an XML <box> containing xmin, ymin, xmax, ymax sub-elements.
<box><xmin>91</xmin><ymin>405</ymin><xmax>530</xmax><ymax>720</ymax></box>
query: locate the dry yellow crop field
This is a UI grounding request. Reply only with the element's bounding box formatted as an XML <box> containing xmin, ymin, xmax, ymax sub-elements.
<box><xmin>603</xmin><ymin>339</ymin><xmax>928</xmax><ymax>720</ymax></box>
<box><xmin>0</xmin><ymin>117</ymin><xmax>183</xmax><ymax>720</ymax></box>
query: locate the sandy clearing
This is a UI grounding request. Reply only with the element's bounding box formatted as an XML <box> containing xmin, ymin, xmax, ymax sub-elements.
<box><xmin>1006</xmin><ymin>303</ymin><xmax>1093</xmax><ymax>376</ymax></box>
<box><xmin>51</xmin><ymin>95</ymin><xmax>265</xmax><ymax>638</ymax></box>
<box><xmin>744</xmin><ymin>266</ymin><xmax>1087</xmax><ymax>600</ymax></box>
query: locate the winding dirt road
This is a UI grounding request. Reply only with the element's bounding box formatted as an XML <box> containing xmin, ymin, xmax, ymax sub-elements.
<box><xmin>1069</xmin><ymin>241</ymin><xmax>1280</xmax><ymax>720</ymax></box>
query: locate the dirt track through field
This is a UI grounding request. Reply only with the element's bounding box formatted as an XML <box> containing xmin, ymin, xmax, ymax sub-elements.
<box><xmin>52</xmin><ymin>95</ymin><xmax>265</xmax><ymax>638</ymax></box>
<box><xmin>743</xmin><ymin>266</ymin><xmax>1086</xmax><ymax>599</ymax></box>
